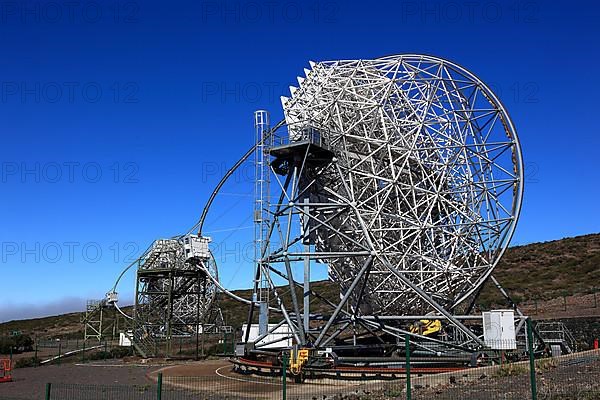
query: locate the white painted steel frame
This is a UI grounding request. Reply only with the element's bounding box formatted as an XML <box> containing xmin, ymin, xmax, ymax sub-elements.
<box><xmin>253</xmin><ymin>54</ymin><xmax>522</xmax><ymax>351</ymax></box>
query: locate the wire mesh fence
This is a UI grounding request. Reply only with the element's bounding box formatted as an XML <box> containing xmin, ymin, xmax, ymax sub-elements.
<box><xmin>49</xmin><ymin>382</ymin><xmax>157</xmax><ymax>400</ymax></box>
<box><xmin>163</xmin><ymin>375</ymin><xmax>285</xmax><ymax>400</ymax></box>
<box><xmin>39</xmin><ymin>352</ymin><xmax>600</xmax><ymax>400</ymax></box>
<box><xmin>0</xmin><ymin>397</ymin><xmax>34</xmax><ymax>400</ymax></box>
<box><xmin>32</xmin><ymin>340</ymin><xmax>134</xmax><ymax>367</ymax></box>
<box><xmin>25</xmin><ymin>320</ymin><xmax>600</xmax><ymax>400</ymax></box>
<box><xmin>27</xmin><ymin>333</ymin><xmax>234</xmax><ymax>365</ymax></box>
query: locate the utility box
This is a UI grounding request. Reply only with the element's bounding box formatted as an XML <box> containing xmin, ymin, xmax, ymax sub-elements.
<box><xmin>183</xmin><ymin>235</ymin><xmax>211</xmax><ymax>261</ymax></box>
<box><xmin>105</xmin><ymin>291</ymin><xmax>118</xmax><ymax>305</ymax></box>
<box><xmin>551</xmin><ymin>344</ymin><xmax>562</xmax><ymax>357</ymax></box>
<box><xmin>483</xmin><ymin>310</ymin><xmax>516</xmax><ymax>350</ymax></box>
<box><xmin>241</xmin><ymin>324</ymin><xmax>293</xmax><ymax>349</ymax></box>
<box><xmin>258</xmin><ymin>302</ymin><xmax>269</xmax><ymax>336</ymax></box>
<box><xmin>119</xmin><ymin>332</ymin><xmax>132</xmax><ymax>347</ymax></box>
<box><xmin>235</xmin><ymin>343</ymin><xmax>246</xmax><ymax>357</ymax></box>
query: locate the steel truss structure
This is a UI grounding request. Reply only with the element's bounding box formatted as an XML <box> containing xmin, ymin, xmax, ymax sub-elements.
<box><xmin>133</xmin><ymin>236</ymin><xmax>220</xmax><ymax>357</ymax></box>
<box><xmin>239</xmin><ymin>54</ymin><xmax>524</xmax><ymax>359</ymax></box>
<box><xmin>82</xmin><ymin>298</ymin><xmax>120</xmax><ymax>342</ymax></box>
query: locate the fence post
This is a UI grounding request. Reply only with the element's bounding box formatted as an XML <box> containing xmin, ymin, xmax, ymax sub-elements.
<box><xmin>45</xmin><ymin>383</ymin><xmax>52</xmax><ymax>400</ymax></box>
<box><xmin>282</xmin><ymin>353</ymin><xmax>287</xmax><ymax>400</ymax></box>
<box><xmin>82</xmin><ymin>341</ymin><xmax>86</xmax><ymax>363</ymax></box>
<box><xmin>526</xmin><ymin>318</ymin><xmax>537</xmax><ymax>400</ymax></box>
<box><xmin>195</xmin><ymin>331</ymin><xmax>199</xmax><ymax>360</ymax></box>
<box><xmin>57</xmin><ymin>341</ymin><xmax>61</xmax><ymax>366</ymax></box>
<box><xmin>157</xmin><ymin>372</ymin><xmax>163</xmax><ymax>400</ymax></box>
<box><xmin>405</xmin><ymin>335</ymin><xmax>411</xmax><ymax>400</ymax></box>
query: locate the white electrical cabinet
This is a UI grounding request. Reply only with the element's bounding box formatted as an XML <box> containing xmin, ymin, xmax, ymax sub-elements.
<box><xmin>105</xmin><ymin>291</ymin><xmax>118</xmax><ymax>304</ymax></box>
<box><xmin>241</xmin><ymin>324</ymin><xmax>293</xmax><ymax>348</ymax></box>
<box><xmin>119</xmin><ymin>332</ymin><xmax>132</xmax><ymax>347</ymax></box>
<box><xmin>483</xmin><ymin>309</ymin><xmax>517</xmax><ymax>350</ymax></box>
<box><xmin>183</xmin><ymin>235</ymin><xmax>211</xmax><ymax>261</ymax></box>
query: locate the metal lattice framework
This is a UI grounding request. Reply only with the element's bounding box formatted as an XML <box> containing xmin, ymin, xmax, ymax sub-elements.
<box><xmin>246</xmin><ymin>54</ymin><xmax>523</xmax><ymax>352</ymax></box>
<box><xmin>134</xmin><ymin>237</ymin><xmax>218</xmax><ymax>356</ymax></box>
<box><xmin>82</xmin><ymin>299</ymin><xmax>119</xmax><ymax>342</ymax></box>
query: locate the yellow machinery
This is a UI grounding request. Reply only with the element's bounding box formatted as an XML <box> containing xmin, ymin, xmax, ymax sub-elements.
<box><xmin>409</xmin><ymin>319</ymin><xmax>442</xmax><ymax>336</ymax></box>
<box><xmin>289</xmin><ymin>347</ymin><xmax>310</xmax><ymax>375</ymax></box>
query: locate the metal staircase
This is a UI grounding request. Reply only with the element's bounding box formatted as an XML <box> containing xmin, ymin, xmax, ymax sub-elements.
<box><xmin>131</xmin><ymin>322</ymin><xmax>155</xmax><ymax>358</ymax></box>
<box><xmin>536</xmin><ymin>321</ymin><xmax>576</xmax><ymax>355</ymax></box>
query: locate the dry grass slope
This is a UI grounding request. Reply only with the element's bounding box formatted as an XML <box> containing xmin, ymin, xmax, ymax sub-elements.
<box><xmin>478</xmin><ymin>233</ymin><xmax>600</xmax><ymax>307</ymax></box>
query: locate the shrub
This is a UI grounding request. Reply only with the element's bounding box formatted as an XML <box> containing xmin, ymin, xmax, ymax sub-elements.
<box><xmin>14</xmin><ymin>334</ymin><xmax>33</xmax><ymax>351</ymax></box>
<box><xmin>536</xmin><ymin>357</ymin><xmax>558</xmax><ymax>372</ymax></box>
<box><xmin>87</xmin><ymin>346</ymin><xmax>132</xmax><ymax>360</ymax></box>
<box><xmin>494</xmin><ymin>364</ymin><xmax>527</xmax><ymax>377</ymax></box>
<box><xmin>88</xmin><ymin>351</ymin><xmax>112</xmax><ymax>360</ymax></box>
<box><xmin>0</xmin><ymin>337</ymin><xmax>16</xmax><ymax>354</ymax></box>
<box><xmin>0</xmin><ymin>334</ymin><xmax>34</xmax><ymax>354</ymax></box>
<box><xmin>14</xmin><ymin>357</ymin><xmax>40</xmax><ymax>368</ymax></box>
<box><xmin>110</xmin><ymin>346</ymin><xmax>133</xmax><ymax>358</ymax></box>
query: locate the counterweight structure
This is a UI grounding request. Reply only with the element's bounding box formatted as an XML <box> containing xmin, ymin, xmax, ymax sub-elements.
<box><xmin>133</xmin><ymin>235</ymin><xmax>218</xmax><ymax>357</ymax></box>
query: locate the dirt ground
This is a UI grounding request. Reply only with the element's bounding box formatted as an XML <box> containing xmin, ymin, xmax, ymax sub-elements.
<box><xmin>0</xmin><ymin>360</ymin><xmax>155</xmax><ymax>400</ymax></box>
<box><xmin>149</xmin><ymin>352</ymin><xmax>600</xmax><ymax>400</ymax></box>
<box><xmin>152</xmin><ymin>359</ymin><xmax>370</xmax><ymax>400</ymax></box>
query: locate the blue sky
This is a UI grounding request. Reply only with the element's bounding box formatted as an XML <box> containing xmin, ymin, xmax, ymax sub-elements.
<box><xmin>0</xmin><ymin>0</ymin><xmax>598</xmax><ymax>322</ymax></box>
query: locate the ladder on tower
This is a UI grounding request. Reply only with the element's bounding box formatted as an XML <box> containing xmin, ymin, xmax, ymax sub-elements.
<box><xmin>254</xmin><ymin>110</ymin><xmax>271</xmax><ymax>334</ymax></box>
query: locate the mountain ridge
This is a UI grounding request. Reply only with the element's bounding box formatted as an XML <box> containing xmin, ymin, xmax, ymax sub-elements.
<box><xmin>2</xmin><ymin>232</ymin><xmax>599</xmax><ymax>338</ymax></box>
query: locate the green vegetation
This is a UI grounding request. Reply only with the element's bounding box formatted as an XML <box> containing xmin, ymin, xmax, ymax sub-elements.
<box><xmin>0</xmin><ymin>312</ymin><xmax>84</xmax><ymax>339</ymax></box>
<box><xmin>536</xmin><ymin>357</ymin><xmax>558</xmax><ymax>372</ymax></box>
<box><xmin>0</xmin><ymin>333</ymin><xmax>33</xmax><ymax>354</ymax></box>
<box><xmin>494</xmin><ymin>363</ymin><xmax>528</xmax><ymax>377</ymax></box>
<box><xmin>13</xmin><ymin>356</ymin><xmax>41</xmax><ymax>368</ymax></box>
<box><xmin>86</xmin><ymin>346</ymin><xmax>132</xmax><ymax>361</ymax></box>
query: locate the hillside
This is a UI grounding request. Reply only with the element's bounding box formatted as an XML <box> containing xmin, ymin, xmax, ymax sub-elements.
<box><xmin>478</xmin><ymin>233</ymin><xmax>600</xmax><ymax>307</ymax></box>
<box><xmin>2</xmin><ymin>233</ymin><xmax>599</xmax><ymax>339</ymax></box>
